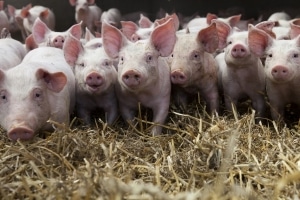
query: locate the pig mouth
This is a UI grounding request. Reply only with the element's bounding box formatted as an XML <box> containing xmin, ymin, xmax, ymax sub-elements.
<box><xmin>86</xmin><ymin>84</ymin><xmax>103</xmax><ymax>92</ymax></box>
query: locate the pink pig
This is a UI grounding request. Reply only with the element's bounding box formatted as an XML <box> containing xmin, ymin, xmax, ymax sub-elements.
<box><xmin>69</xmin><ymin>0</ymin><xmax>102</xmax><ymax>34</ymax></box>
<box><xmin>0</xmin><ymin>47</ymin><xmax>75</xmax><ymax>141</ymax></box>
<box><xmin>30</xmin><ymin>17</ymin><xmax>82</xmax><ymax>49</ymax></box>
<box><xmin>0</xmin><ymin>37</ymin><xmax>27</xmax><ymax>70</ymax></box>
<box><xmin>63</xmin><ymin>35</ymin><xmax>118</xmax><ymax>125</ymax></box>
<box><xmin>21</xmin><ymin>5</ymin><xmax>55</xmax><ymax>37</ymax></box>
<box><xmin>248</xmin><ymin>23</ymin><xmax>300</xmax><ymax>122</ymax></box>
<box><xmin>214</xmin><ymin>19</ymin><xmax>266</xmax><ymax>119</ymax></box>
<box><xmin>0</xmin><ymin>1</ymin><xmax>9</xmax><ymax>32</ymax></box>
<box><xmin>168</xmin><ymin>23</ymin><xmax>219</xmax><ymax>114</ymax></box>
<box><xmin>102</xmin><ymin>18</ymin><xmax>176</xmax><ymax>135</ymax></box>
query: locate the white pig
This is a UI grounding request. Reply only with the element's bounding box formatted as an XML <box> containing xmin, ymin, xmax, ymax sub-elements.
<box><xmin>0</xmin><ymin>47</ymin><xmax>75</xmax><ymax>141</ymax></box>
<box><xmin>168</xmin><ymin>23</ymin><xmax>219</xmax><ymax>114</ymax></box>
<box><xmin>248</xmin><ymin>24</ymin><xmax>300</xmax><ymax>122</ymax></box>
<box><xmin>102</xmin><ymin>18</ymin><xmax>176</xmax><ymax>135</ymax></box>
<box><xmin>69</xmin><ymin>0</ymin><xmax>102</xmax><ymax>34</ymax></box>
<box><xmin>7</xmin><ymin>3</ymin><xmax>32</xmax><ymax>41</ymax></box>
<box><xmin>31</xmin><ymin>17</ymin><xmax>82</xmax><ymax>49</ymax></box>
<box><xmin>0</xmin><ymin>37</ymin><xmax>27</xmax><ymax>70</ymax></box>
<box><xmin>21</xmin><ymin>5</ymin><xmax>55</xmax><ymax>37</ymax></box>
<box><xmin>97</xmin><ymin>8</ymin><xmax>121</xmax><ymax>30</ymax></box>
<box><xmin>214</xmin><ymin>20</ymin><xmax>266</xmax><ymax>119</ymax></box>
<box><xmin>0</xmin><ymin>1</ymin><xmax>9</xmax><ymax>31</ymax></box>
<box><xmin>63</xmin><ymin>35</ymin><xmax>118</xmax><ymax>125</ymax></box>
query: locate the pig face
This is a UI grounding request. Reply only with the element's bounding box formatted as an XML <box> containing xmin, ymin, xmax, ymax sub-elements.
<box><xmin>32</xmin><ymin>18</ymin><xmax>82</xmax><ymax>49</ymax></box>
<box><xmin>0</xmin><ymin>67</ymin><xmax>67</xmax><ymax>141</ymax></box>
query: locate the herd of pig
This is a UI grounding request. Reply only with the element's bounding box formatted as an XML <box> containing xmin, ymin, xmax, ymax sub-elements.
<box><xmin>0</xmin><ymin>0</ymin><xmax>299</xmax><ymax>141</ymax></box>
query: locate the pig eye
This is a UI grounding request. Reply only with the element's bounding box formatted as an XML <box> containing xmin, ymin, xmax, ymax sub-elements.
<box><xmin>33</xmin><ymin>88</ymin><xmax>43</xmax><ymax>101</ymax></box>
<box><xmin>293</xmin><ymin>53</ymin><xmax>299</xmax><ymax>58</ymax></box>
<box><xmin>146</xmin><ymin>55</ymin><xmax>153</xmax><ymax>62</ymax></box>
<box><xmin>191</xmin><ymin>51</ymin><xmax>200</xmax><ymax>60</ymax></box>
<box><xmin>103</xmin><ymin>59</ymin><xmax>111</xmax><ymax>66</ymax></box>
<box><xmin>170</xmin><ymin>53</ymin><xmax>174</xmax><ymax>58</ymax></box>
<box><xmin>0</xmin><ymin>90</ymin><xmax>7</xmax><ymax>103</ymax></box>
<box><xmin>79</xmin><ymin>62</ymin><xmax>85</xmax><ymax>67</ymax></box>
<box><xmin>228</xmin><ymin>41</ymin><xmax>232</xmax><ymax>45</ymax></box>
<box><xmin>268</xmin><ymin>54</ymin><xmax>273</xmax><ymax>58</ymax></box>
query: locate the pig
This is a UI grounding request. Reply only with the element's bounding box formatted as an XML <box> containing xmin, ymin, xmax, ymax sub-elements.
<box><xmin>0</xmin><ymin>47</ymin><xmax>75</xmax><ymax>141</ymax></box>
<box><xmin>214</xmin><ymin>20</ymin><xmax>266</xmax><ymax>120</ymax></box>
<box><xmin>102</xmin><ymin>18</ymin><xmax>177</xmax><ymax>136</ymax></box>
<box><xmin>63</xmin><ymin>35</ymin><xmax>118</xmax><ymax>125</ymax></box>
<box><xmin>168</xmin><ymin>23</ymin><xmax>219</xmax><ymax>114</ymax></box>
<box><xmin>121</xmin><ymin>13</ymin><xmax>179</xmax><ymax>42</ymax></box>
<box><xmin>69</xmin><ymin>0</ymin><xmax>102</xmax><ymax>35</ymax></box>
<box><xmin>95</xmin><ymin>8</ymin><xmax>121</xmax><ymax>33</ymax></box>
<box><xmin>0</xmin><ymin>37</ymin><xmax>27</xmax><ymax>70</ymax></box>
<box><xmin>7</xmin><ymin>3</ymin><xmax>32</xmax><ymax>41</ymax></box>
<box><xmin>31</xmin><ymin>17</ymin><xmax>82</xmax><ymax>49</ymax></box>
<box><xmin>248</xmin><ymin>24</ymin><xmax>300</xmax><ymax>123</ymax></box>
<box><xmin>21</xmin><ymin>5</ymin><xmax>55</xmax><ymax>37</ymax></box>
<box><xmin>0</xmin><ymin>1</ymin><xmax>9</xmax><ymax>31</ymax></box>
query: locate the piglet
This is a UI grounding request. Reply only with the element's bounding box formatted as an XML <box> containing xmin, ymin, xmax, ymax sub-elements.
<box><xmin>63</xmin><ymin>35</ymin><xmax>118</xmax><ymax>125</ymax></box>
<box><xmin>102</xmin><ymin>18</ymin><xmax>176</xmax><ymax>135</ymax></box>
<box><xmin>214</xmin><ymin>20</ymin><xmax>266</xmax><ymax>120</ymax></box>
<box><xmin>0</xmin><ymin>1</ymin><xmax>9</xmax><ymax>32</ymax></box>
<box><xmin>30</xmin><ymin>17</ymin><xmax>82</xmax><ymax>49</ymax></box>
<box><xmin>21</xmin><ymin>5</ymin><xmax>55</xmax><ymax>37</ymax></box>
<box><xmin>168</xmin><ymin>23</ymin><xmax>219</xmax><ymax>114</ymax></box>
<box><xmin>0</xmin><ymin>37</ymin><xmax>27</xmax><ymax>70</ymax></box>
<box><xmin>248</xmin><ymin>24</ymin><xmax>300</xmax><ymax>123</ymax></box>
<box><xmin>0</xmin><ymin>47</ymin><xmax>75</xmax><ymax>141</ymax></box>
<box><xmin>69</xmin><ymin>0</ymin><xmax>102</xmax><ymax>34</ymax></box>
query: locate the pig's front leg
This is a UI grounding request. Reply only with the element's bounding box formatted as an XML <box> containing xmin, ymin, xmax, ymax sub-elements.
<box><xmin>104</xmin><ymin>103</ymin><xmax>119</xmax><ymax>125</ymax></box>
<box><xmin>201</xmin><ymin>84</ymin><xmax>219</xmax><ymax>115</ymax></box>
<box><xmin>150</xmin><ymin>98</ymin><xmax>170</xmax><ymax>136</ymax></box>
<box><xmin>77</xmin><ymin>105</ymin><xmax>93</xmax><ymax>125</ymax></box>
<box><xmin>251</xmin><ymin>93</ymin><xmax>266</xmax><ymax>121</ymax></box>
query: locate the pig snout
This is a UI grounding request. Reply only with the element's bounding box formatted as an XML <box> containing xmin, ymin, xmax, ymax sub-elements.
<box><xmin>52</xmin><ymin>36</ymin><xmax>65</xmax><ymax>49</ymax></box>
<box><xmin>8</xmin><ymin>127</ymin><xmax>34</xmax><ymax>141</ymax></box>
<box><xmin>271</xmin><ymin>65</ymin><xmax>290</xmax><ymax>81</ymax></box>
<box><xmin>122</xmin><ymin>70</ymin><xmax>142</xmax><ymax>88</ymax></box>
<box><xmin>86</xmin><ymin>72</ymin><xmax>103</xmax><ymax>91</ymax></box>
<box><xmin>231</xmin><ymin>44</ymin><xmax>247</xmax><ymax>58</ymax></box>
<box><xmin>171</xmin><ymin>70</ymin><xmax>187</xmax><ymax>85</ymax></box>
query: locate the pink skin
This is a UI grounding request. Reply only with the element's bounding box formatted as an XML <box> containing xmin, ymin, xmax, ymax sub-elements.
<box><xmin>0</xmin><ymin>38</ymin><xmax>27</xmax><ymax>70</ymax></box>
<box><xmin>69</xmin><ymin>0</ymin><xmax>102</xmax><ymax>34</ymax></box>
<box><xmin>31</xmin><ymin>17</ymin><xmax>82</xmax><ymax>49</ymax></box>
<box><xmin>0</xmin><ymin>1</ymin><xmax>9</xmax><ymax>32</ymax></box>
<box><xmin>0</xmin><ymin>47</ymin><xmax>75</xmax><ymax>141</ymax></box>
<box><xmin>168</xmin><ymin>23</ymin><xmax>219</xmax><ymax>114</ymax></box>
<box><xmin>21</xmin><ymin>5</ymin><xmax>55</xmax><ymax>37</ymax></box>
<box><xmin>102</xmin><ymin>18</ymin><xmax>177</xmax><ymax>136</ymax></box>
<box><xmin>64</xmin><ymin>35</ymin><xmax>118</xmax><ymax>125</ymax></box>
<box><xmin>214</xmin><ymin>19</ymin><xmax>266</xmax><ymax>119</ymax></box>
<box><xmin>248</xmin><ymin>24</ymin><xmax>300</xmax><ymax>122</ymax></box>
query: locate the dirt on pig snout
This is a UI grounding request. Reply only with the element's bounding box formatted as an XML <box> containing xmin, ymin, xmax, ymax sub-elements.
<box><xmin>0</xmin><ymin>100</ymin><xmax>299</xmax><ymax>200</ymax></box>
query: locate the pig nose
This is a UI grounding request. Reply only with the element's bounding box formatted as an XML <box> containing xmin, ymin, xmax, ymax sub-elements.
<box><xmin>86</xmin><ymin>72</ymin><xmax>103</xmax><ymax>88</ymax></box>
<box><xmin>53</xmin><ymin>36</ymin><xmax>65</xmax><ymax>48</ymax></box>
<box><xmin>171</xmin><ymin>70</ymin><xmax>187</xmax><ymax>85</ymax></box>
<box><xmin>8</xmin><ymin>127</ymin><xmax>34</xmax><ymax>141</ymax></box>
<box><xmin>231</xmin><ymin>44</ymin><xmax>247</xmax><ymax>58</ymax></box>
<box><xmin>122</xmin><ymin>70</ymin><xmax>142</xmax><ymax>87</ymax></box>
<box><xmin>271</xmin><ymin>65</ymin><xmax>289</xmax><ymax>80</ymax></box>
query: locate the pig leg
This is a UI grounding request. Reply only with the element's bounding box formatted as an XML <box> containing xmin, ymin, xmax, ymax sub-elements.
<box><xmin>150</xmin><ymin>99</ymin><xmax>170</xmax><ymax>136</ymax></box>
<box><xmin>251</xmin><ymin>94</ymin><xmax>266</xmax><ymax>121</ymax></box>
<box><xmin>104</xmin><ymin>104</ymin><xmax>118</xmax><ymax>125</ymax></box>
<box><xmin>77</xmin><ymin>105</ymin><xmax>93</xmax><ymax>125</ymax></box>
<box><xmin>201</xmin><ymin>85</ymin><xmax>219</xmax><ymax>115</ymax></box>
<box><xmin>171</xmin><ymin>85</ymin><xmax>189</xmax><ymax>110</ymax></box>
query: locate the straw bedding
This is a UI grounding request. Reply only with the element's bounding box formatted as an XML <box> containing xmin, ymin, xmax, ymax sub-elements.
<box><xmin>0</xmin><ymin>100</ymin><xmax>300</xmax><ymax>199</ymax></box>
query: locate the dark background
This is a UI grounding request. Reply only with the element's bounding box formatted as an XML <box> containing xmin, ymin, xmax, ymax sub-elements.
<box><xmin>5</xmin><ymin>0</ymin><xmax>300</xmax><ymax>31</ymax></box>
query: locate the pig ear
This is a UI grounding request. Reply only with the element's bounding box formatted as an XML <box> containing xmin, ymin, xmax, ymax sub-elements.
<box><xmin>197</xmin><ymin>22</ymin><xmax>219</xmax><ymax>53</ymax></box>
<box><xmin>206</xmin><ymin>13</ymin><xmax>218</xmax><ymax>25</ymax></box>
<box><xmin>32</xmin><ymin>18</ymin><xmax>51</xmax><ymax>44</ymax></box>
<box><xmin>102</xmin><ymin>22</ymin><xmax>126</xmax><ymax>58</ymax></box>
<box><xmin>213</xmin><ymin>19</ymin><xmax>231</xmax><ymax>50</ymax></box>
<box><xmin>40</xmin><ymin>9</ymin><xmax>50</xmax><ymax>20</ymax></box>
<box><xmin>227</xmin><ymin>14</ymin><xmax>241</xmax><ymax>27</ymax></box>
<box><xmin>63</xmin><ymin>35</ymin><xmax>83</xmax><ymax>66</ymax></box>
<box><xmin>7</xmin><ymin>5</ymin><xmax>16</xmax><ymax>17</ymax></box>
<box><xmin>290</xmin><ymin>19</ymin><xmax>300</xmax><ymax>39</ymax></box>
<box><xmin>36</xmin><ymin>69</ymin><xmax>67</xmax><ymax>93</ymax></box>
<box><xmin>25</xmin><ymin>34</ymin><xmax>38</xmax><ymax>51</ymax></box>
<box><xmin>254</xmin><ymin>21</ymin><xmax>276</xmax><ymax>39</ymax></box>
<box><xmin>121</xmin><ymin>21</ymin><xmax>138</xmax><ymax>40</ymax></box>
<box><xmin>248</xmin><ymin>24</ymin><xmax>273</xmax><ymax>57</ymax></box>
<box><xmin>69</xmin><ymin>0</ymin><xmax>77</xmax><ymax>6</ymax></box>
<box><xmin>68</xmin><ymin>21</ymin><xmax>82</xmax><ymax>40</ymax></box>
<box><xmin>139</xmin><ymin>14</ymin><xmax>153</xmax><ymax>28</ymax></box>
<box><xmin>85</xmin><ymin>27</ymin><xmax>95</xmax><ymax>41</ymax></box>
<box><xmin>87</xmin><ymin>0</ymin><xmax>95</xmax><ymax>4</ymax></box>
<box><xmin>150</xmin><ymin>18</ymin><xmax>176</xmax><ymax>57</ymax></box>
<box><xmin>21</xmin><ymin>6</ymin><xmax>30</xmax><ymax>18</ymax></box>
